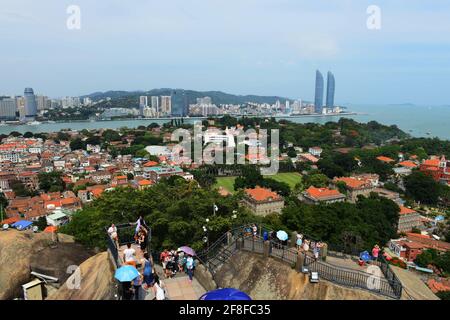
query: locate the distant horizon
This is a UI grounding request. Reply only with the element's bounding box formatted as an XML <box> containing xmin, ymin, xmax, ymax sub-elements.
<box><xmin>1</xmin><ymin>1</ymin><xmax>450</xmax><ymax>106</ymax></box>
<box><xmin>1</xmin><ymin>87</ymin><xmax>449</xmax><ymax>108</ymax></box>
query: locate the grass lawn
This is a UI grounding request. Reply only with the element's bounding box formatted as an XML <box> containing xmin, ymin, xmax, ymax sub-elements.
<box><xmin>215</xmin><ymin>172</ymin><xmax>302</xmax><ymax>194</ymax></box>
<box><xmin>265</xmin><ymin>172</ymin><xmax>302</xmax><ymax>190</ymax></box>
<box><xmin>215</xmin><ymin>176</ymin><xmax>237</xmax><ymax>193</ymax></box>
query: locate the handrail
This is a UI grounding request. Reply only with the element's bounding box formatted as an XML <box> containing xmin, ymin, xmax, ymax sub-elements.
<box><xmin>195</xmin><ymin>227</ymin><xmax>403</xmax><ymax>300</ymax></box>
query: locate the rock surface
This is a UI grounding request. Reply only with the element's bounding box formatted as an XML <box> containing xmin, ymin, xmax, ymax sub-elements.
<box><xmin>47</xmin><ymin>251</ymin><xmax>116</xmax><ymax>300</ymax></box>
<box><xmin>215</xmin><ymin>251</ymin><xmax>385</xmax><ymax>300</ymax></box>
<box><xmin>0</xmin><ymin>229</ymin><xmax>90</xmax><ymax>300</ymax></box>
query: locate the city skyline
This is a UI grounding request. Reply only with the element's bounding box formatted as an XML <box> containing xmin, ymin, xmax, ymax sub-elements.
<box><xmin>1</xmin><ymin>1</ymin><xmax>450</xmax><ymax>105</ymax></box>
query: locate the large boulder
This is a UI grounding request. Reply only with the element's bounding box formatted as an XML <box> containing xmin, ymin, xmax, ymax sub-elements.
<box><xmin>214</xmin><ymin>251</ymin><xmax>386</xmax><ymax>300</ymax></box>
<box><xmin>0</xmin><ymin>229</ymin><xmax>90</xmax><ymax>300</ymax></box>
<box><xmin>47</xmin><ymin>252</ymin><xmax>116</xmax><ymax>300</ymax></box>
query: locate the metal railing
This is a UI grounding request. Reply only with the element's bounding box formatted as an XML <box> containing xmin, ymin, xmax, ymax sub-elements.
<box><xmin>196</xmin><ymin>226</ymin><xmax>403</xmax><ymax>300</ymax></box>
<box><xmin>105</xmin><ymin>223</ymin><xmax>152</xmax><ymax>268</ymax></box>
<box><xmin>303</xmin><ymin>254</ymin><xmax>400</xmax><ymax>299</ymax></box>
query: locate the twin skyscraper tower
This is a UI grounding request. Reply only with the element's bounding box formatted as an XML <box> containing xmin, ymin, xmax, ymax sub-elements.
<box><xmin>314</xmin><ymin>70</ymin><xmax>335</xmax><ymax>114</ymax></box>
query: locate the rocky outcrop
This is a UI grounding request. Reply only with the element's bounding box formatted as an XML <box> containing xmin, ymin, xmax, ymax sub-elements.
<box><xmin>0</xmin><ymin>229</ymin><xmax>80</xmax><ymax>300</ymax></box>
<box><xmin>47</xmin><ymin>252</ymin><xmax>116</xmax><ymax>300</ymax></box>
<box><xmin>214</xmin><ymin>251</ymin><xmax>385</xmax><ymax>300</ymax></box>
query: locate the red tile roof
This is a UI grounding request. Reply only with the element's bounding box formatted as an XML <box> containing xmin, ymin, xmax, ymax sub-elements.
<box><xmin>422</xmin><ymin>159</ymin><xmax>440</xmax><ymax>167</ymax></box>
<box><xmin>399</xmin><ymin>206</ymin><xmax>417</xmax><ymax>215</ymax></box>
<box><xmin>377</xmin><ymin>156</ymin><xmax>395</xmax><ymax>163</ymax></box>
<box><xmin>245</xmin><ymin>187</ymin><xmax>282</xmax><ymax>202</ymax></box>
<box><xmin>398</xmin><ymin>160</ymin><xmax>418</xmax><ymax>168</ymax></box>
<box><xmin>305</xmin><ymin>186</ymin><xmax>344</xmax><ymax>199</ymax></box>
<box><xmin>143</xmin><ymin>161</ymin><xmax>159</xmax><ymax>167</ymax></box>
<box><xmin>138</xmin><ymin>179</ymin><xmax>153</xmax><ymax>186</ymax></box>
<box><xmin>334</xmin><ymin>177</ymin><xmax>367</xmax><ymax>189</ymax></box>
<box><xmin>0</xmin><ymin>217</ymin><xmax>20</xmax><ymax>225</ymax></box>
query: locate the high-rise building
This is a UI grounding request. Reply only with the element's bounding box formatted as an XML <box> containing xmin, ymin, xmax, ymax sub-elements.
<box><xmin>0</xmin><ymin>98</ymin><xmax>17</xmax><ymax>120</ymax></box>
<box><xmin>15</xmin><ymin>96</ymin><xmax>25</xmax><ymax>109</ymax></box>
<box><xmin>171</xmin><ymin>89</ymin><xmax>187</xmax><ymax>117</ymax></box>
<box><xmin>314</xmin><ymin>70</ymin><xmax>324</xmax><ymax>114</ymax></box>
<box><xmin>139</xmin><ymin>96</ymin><xmax>148</xmax><ymax>116</ymax></box>
<box><xmin>24</xmin><ymin>88</ymin><xmax>37</xmax><ymax>120</ymax></box>
<box><xmin>160</xmin><ymin>96</ymin><xmax>171</xmax><ymax>116</ymax></box>
<box><xmin>151</xmin><ymin>96</ymin><xmax>159</xmax><ymax>112</ymax></box>
<box><xmin>36</xmin><ymin>95</ymin><xmax>48</xmax><ymax>111</ymax></box>
<box><xmin>326</xmin><ymin>71</ymin><xmax>335</xmax><ymax>108</ymax></box>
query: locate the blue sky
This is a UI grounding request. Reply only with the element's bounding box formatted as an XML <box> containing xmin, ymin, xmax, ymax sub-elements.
<box><xmin>1</xmin><ymin>0</ymin><xmax>450</xmax><ymax>105</ymax></box>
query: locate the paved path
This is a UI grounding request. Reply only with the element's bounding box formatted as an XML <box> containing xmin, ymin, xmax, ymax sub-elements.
<box><xmin>389</xmin><ymin>266</ymin><xmax>439</xmax><ymax>300</ymax></box>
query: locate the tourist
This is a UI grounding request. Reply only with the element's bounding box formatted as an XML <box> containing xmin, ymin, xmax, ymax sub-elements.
<box><xmin>303</xmin><ymin>239</ymin><xmax>310</xmax><ymax>253</ymax></box>
<box><xmin>121</xmin><ymin>281</ymin><xmax>133</xmax><ymax>300</ymax></box>
<box><xmin>313</xmin><ymin>244</ymin><xmax>320</xmax><ymax>260</ymax></box>
<box><xmin>252</xmin><ymin>224</ymin><xmax>258</xmax><ymax>239</ymax></box>
<box><xmin>296</xmin><ymin>234</ymin><xmax>303</xmax><ymax>250</ymax></box>
<box><xmin>152</xmin><ymin>274</ymin><xmax>166</xmax><ymax>300</ymax></box>
<box><xmin>263</xmin><ymin>231</ymin><xmax>269</xmax><ymax>241</ymax></box>
<box><xmin>138</xmin><ymin>230</ymin><xmax>146</xmax><ymax>253</ymax></box>
<box><xmin>164</xmin><ymin>252</ymin><xmax>173</xmax><ymax>278</ymax></box>
<box><xmin>107</xmin><ymin>223</ymin><xmax>119</xmax><ymax>248</ymax></box>
<box><xmin>178</xmin><ymin>250</ymin><xmax>185</xmax><ymax>272</ymax></box>
<box><xmin>372</xmin><ymin>244</ymin><xmax>380</xmax><ymax>261</ymax></box>
<box><xmin>123</xmin><ymin>243</ymin><xmax>137</xmax><ymax>267</ymax></box>
<box><xmin>141</xmin><ymin>253</ymin><xmax>154</xmax><ymax>289</ymax></box>
<box><xmin>132</xmin><ymin>216</ymin><xmax>149</xmax><ymax>237</ymax></box>
<box><xmin>186</xmin><ymin>254</ymin><xmax>194</xmax><ymax>283</ymax></box>
<box><xmin>132</xmin><ymin>273</ymin><xmax>143</xmax><ymax>300</ymax></box>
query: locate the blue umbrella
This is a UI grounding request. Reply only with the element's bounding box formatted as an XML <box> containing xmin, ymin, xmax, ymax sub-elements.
<box><xmin>276</xmin><ymin>230</ymin><xmax>288</xmax><ymax>241</ymax></box>
<box><xmin>199</xmin><ymin>288</ymin><xmax>252</xmax><ymax>300</ymax></box>
<box><xmin>115</xmin><ymin>265</ymin><xmax>140</xmax><ymax>282</ymax></box>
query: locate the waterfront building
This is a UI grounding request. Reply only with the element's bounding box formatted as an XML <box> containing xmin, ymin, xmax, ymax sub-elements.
<box><xmin>0</xmin><ymin>98</ymin><xmax>17</xmax><ymax>120</ymax></box>
<box><xmin>326</xmin><ymin>71</ymin><xmax>335</xmax><ymax>108</ymax></box>
<box><xmin>139</xmin><ymin>96</ymin><xmax>148</xmax><ymax>117</ymax></box>
<box><xmin>36</xmin><ymin>95</ymin><xmax>48</xmax><ymax>111</ymax></box>
<box><xmin>314</xmin><ymin>70</ymin><xmax>324</xmax><ymax>114</ymax></box>
<box><xmin>24</xmin><ymin>88</ymin><xmax>37</xmax><ymax>120</ymax></box>
<box><xmin>151</xmin><ymin>96</ymin><xmax>159</xmax><ymax>112</ymax></box>
<box><xmin>171</xmin><ymin>89</ymin><xmax>187</xmax><ymax>117</ymax></box>
<box><xmin>160</xmin><ymin>96</ymin><xmax>172</xmax><ymax>116</ymax></box>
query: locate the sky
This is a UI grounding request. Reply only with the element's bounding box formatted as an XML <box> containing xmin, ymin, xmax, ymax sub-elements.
<box><xmin>1</xmin><ymin>0</ymin><xmax>450</xmax><ymax>105</ymax></box>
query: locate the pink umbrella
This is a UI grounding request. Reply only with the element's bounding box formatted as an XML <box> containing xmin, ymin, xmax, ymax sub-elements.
<box><xmin>179</xmin><ymin>246</ymin><xmax>196</xmax><ymax>256</ymax></box>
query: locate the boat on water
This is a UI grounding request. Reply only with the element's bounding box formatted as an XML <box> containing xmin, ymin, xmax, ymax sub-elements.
<box><xmin>0</xmin><ymin>121</ymin><xmax>7</xmax><ymax>126</ymax></box>
<box><xmin>26</xmin><ymin>121</ymin><xmax>42</xmax><ymax>126</ymax></box>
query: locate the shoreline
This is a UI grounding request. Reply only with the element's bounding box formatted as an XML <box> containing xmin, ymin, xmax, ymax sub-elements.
<box><xmin>2</xmin><ymin>112</ymin><xmax>362</xmax><ymax>126</ymax></box>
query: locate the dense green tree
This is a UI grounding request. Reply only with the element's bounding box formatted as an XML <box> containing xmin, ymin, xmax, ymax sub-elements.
<box><xmin>404</xmin><ymin>171</ymin><xmax>441</xmax><ymax>205</ymax></box>
<box><xmin>70</xmin><ymin>137</ymin><xmax>85</xmax><ymax>150</ymax></box>
<box><xmin>38</xmin><ymin>172</ymin><xmax>65</xmax><ymax>192</ymax></box>
<box><xmin>303</xmin><ymin>173</ymin><xmax>329</xmax><ymax>188</ymax></box>
<box><xmin>60</xmin><ymin>182</ymin><xmax>254</xmax><ymax>251</ymax></box>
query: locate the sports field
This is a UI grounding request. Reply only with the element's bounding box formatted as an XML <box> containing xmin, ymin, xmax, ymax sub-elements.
<box><xmin>215</xmin><ymin>172</ymin><xmax>302</xmax><ymax>193</ymax></box>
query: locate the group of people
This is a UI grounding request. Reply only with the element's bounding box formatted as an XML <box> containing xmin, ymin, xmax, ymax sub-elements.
<box><xmin>121</xmin><ymin>251</ymin><xmax>166</xmax><ymax>300</ymax></box>
<box><xmin>296</xmin><ymin>234</ymin><xmax>324</xmax><ymax>260</ymax></box>
<box><xmin>109</xmin><ymin>216</ymin><xmax>167</xmax><ymax>300</ymax></box>
<box><xmin>160</xmin><ymin>249</ymin><xmax>195</xmax><ymax>282</ymax></box>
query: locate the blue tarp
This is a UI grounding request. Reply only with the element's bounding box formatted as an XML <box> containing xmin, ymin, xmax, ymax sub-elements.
<box><xmin>200</xmin><ymin>288</ymin><xmax>252</xmax><ymax>300</ymax></box>
<box><xmin>359</xmin><ymin>251</ymin><xmax>372</xmax><ymax>262</ymax></box>
<box><xmin>11</xmin><ymin>220</ymin><xmax>33</xmax><ymax>230</ymax></box>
